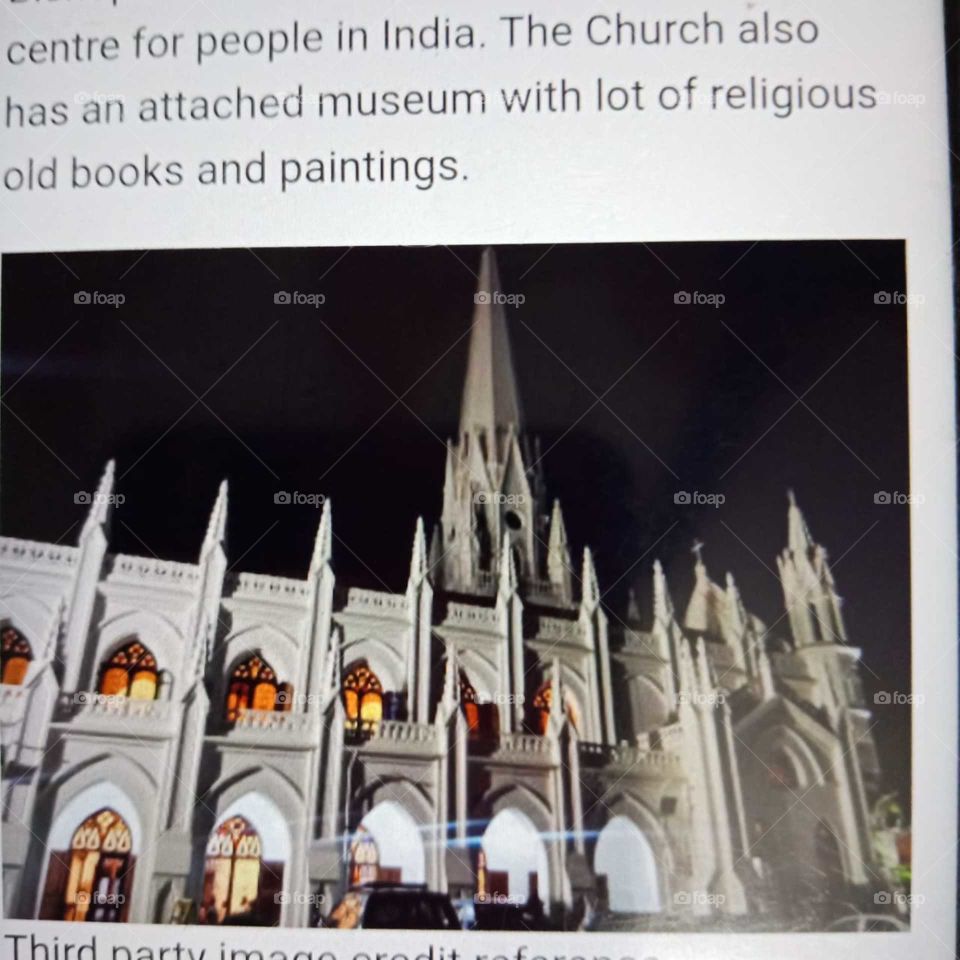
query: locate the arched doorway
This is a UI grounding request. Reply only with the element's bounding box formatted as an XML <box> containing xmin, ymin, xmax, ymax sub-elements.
<box><xmin>39</xmin><ymin>808</ymin><xmax>134</xmax><ymax>922</ymax></box>
<box><xmin>201</xmin><ymin>813</ymin><xmax>284</xmax><ymax>925</ymax></box>
<box><xmin>477</xmin><ymin>808</ymin><xmax>548</xmax><ymax>904</ymax></box>
<box><xmin>594</xmin><ymin>815</ymin><xmax>661</xmax><ymax>913</ymax></box>
<box><xmin>350</xmin><ymin>801</ymin><xmax>425</xmax><ymax>885</ymax></box>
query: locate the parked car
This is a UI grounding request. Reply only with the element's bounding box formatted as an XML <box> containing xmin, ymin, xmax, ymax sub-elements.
<box><xmin>325</xmin><ymin>883</ymin><xmax>461</xmax><ymax>929</ymax></box>
<box><xmin>827</xmin><ymin>914</ymin><xmax>908</xmax><ymax>932</ymax></box>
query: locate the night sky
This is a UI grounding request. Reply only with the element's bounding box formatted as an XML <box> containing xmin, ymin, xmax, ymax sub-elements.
<box><xmin>0</xmin><ymin>241</ymin><xmax>910</xmax><ymax>803</ymax></box>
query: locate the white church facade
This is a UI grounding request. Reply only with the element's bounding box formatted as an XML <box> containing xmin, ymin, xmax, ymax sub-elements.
<box><xmin>0</xmin><ymin>249</ymin><xmax>888</xmax><ymax>929</ymax></box>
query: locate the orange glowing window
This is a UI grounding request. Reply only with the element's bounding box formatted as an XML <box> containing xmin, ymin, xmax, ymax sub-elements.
<box><xmin>63</xmin><ymin>808</ymin><xmax>133</xmax><ymax>922</ymax></box>
<box><xmin>342</xmin><ymin>663</ymin><xmax>382</xmax><ymax>732</ymax></box>
<box><xmin>531</xmin><ymin>681</ymin><xmax>578</xmax><ymax>735</ymax></box>
<box><xmin>98</xmin><ymin>641</ymin><xmax>158</xmax><ymax>700</ymax></box>
<box><xmin>225</xmin><ymin>653</ymin><xmax>284</xmax><ymax>723</ymax></box>
<box><xmin>203</xmin><ymin>816</ymin><xmax>262</xmax><ymax>924</ymax></box>
<box><xmin>1</xmin><ymin>627</ymin><xmax>32</xmax><ymax>685</ymax></box>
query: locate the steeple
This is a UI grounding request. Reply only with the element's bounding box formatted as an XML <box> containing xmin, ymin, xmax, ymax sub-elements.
<box><xmin>786</xmin><ymin>488</ymin><xmax>814</xmax><ymax>557</ymax></box>
<box><xmin>459</xmin><ymin>247</ymin><xmax>522</xmax><ymax>455</ymax></box>
<box><xmin>79</xmin><ymin>459</ymin><xmax>116</xmax><ymax>542</ymax></box>
<box><xmin>778</xmin><ymin>490</ymin><xmax>847</xmax><ymax>645</ymax></box>
<box><xmin>437</xmin><ymin>248</ymin><xmax>552</xmax><ymax>601</ymax></box>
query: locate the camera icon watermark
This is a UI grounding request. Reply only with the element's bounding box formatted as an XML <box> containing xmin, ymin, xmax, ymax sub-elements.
<box><xmin>674</xmin><ymin>291</ymin><xmax>725</xmax><ymax>308</ymax></box>
<box><xmin>873</xmin><ymin>691</ymin><xmax>924</xmax><ymax>706</ymax></box>
<box><xmin>874</xmin><ymin>491</ymin><xmax>924</xmax><ymax>505</ymax></box>
<box><xmin>274</xmin><ymin>491</ymin><xmax>326</xmax><ymax>508</ymax></box>
<box><xmin>473</xmin><ymin>491</ymin><xmax>527</xmax><ymax>505</ymax></box>
<box><xmin>873</xmin><ymin>291</ymin><xmax>924</xmax><ymax>306</ymax></box>
<box><xmin>674</xmin><ymin>491</ymin><xmax>725</xmax><ymax>508</ymax></box>
<box><xmin>474</xmin><ymin>291</ymin><xmax>526</xmax><ymax>306</ymax></box>
<box><xmin>678</xmin><ymin>691</ymin><xmax>726</xmax><ymax>707</ymax></box>
<box><xmin>274</xmin><ymin>291</ymin><xmax>325</xmax><ymax>308</ymax></box>
<box><xmin>673</xmin><ymin>890</ymin><xmax>726</xmax><ymax>906</ymax></box>
<box><xmin>275</xmin><ymin>891</ymin><xmax>326</xmax><ymax>905</ymax></box>
<box><xmin>74</xmin><ymin>491</ymin><xmax>125</xmax><ymax>506</ymax></box>
<box><xmin>74</xmin><ymin>291</ymin><xmax>126</xmax><ymax>308</ymax></box>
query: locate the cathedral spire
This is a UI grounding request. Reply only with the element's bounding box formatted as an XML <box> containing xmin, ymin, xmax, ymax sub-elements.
<box><xmin>459</xmin><ymin>248</ymin><xmax>522</xmax><ymax>454</ymax></box>
<box><xmin>200</xmin><ymin>479</ymin><xmax>228</xmax><ymax>559</ymax></box>
<box><xmin>547</xmin><ymin>498</ymin><xmax>573</xmax><ymax>602</ymax></box>
<box><xmin>79</xmin><ymin>459</ymin><xmax>116</xmax><ymax>542</ymax></box>
<box><xmin>308</xmin><ymin>497</ymin><xmax>332</xmax><ymax>578</ymax></box>
<box><xmin>787</xmin><ymin>488</ymin><xmax>814</xmax><ymax>557</ymax></box>
<box><xmin>408</xmin><ymin>516</ymin><xmax>429</xmax><ymax>588</ymax></box>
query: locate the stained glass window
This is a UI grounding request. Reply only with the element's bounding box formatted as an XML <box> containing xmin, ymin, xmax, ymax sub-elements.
<box><xmin>225</xmin><ymin>653</ymin><xmax>283</xmax><ymax>723</ymax></box>
<box><xmin>98</xmin><ymin>640</ymin><xmax>158</xmax><ymax>700</ymax></box>
<box><xmin>202</xmin><ymin>816</ymin><xmax>262</xmax><ymax>923</ymax></box>
<box><xmin>1</xmin><ymin>627</ymin><xmax>31</xmax><ymax>686</ymax></box>
<box><xmin>342</xmin><ymin>663</ymin><xmax>383</xmax><ymax>732</ymax></box>
<box><xmin>62</xmin><ymin>808</ymin><xmax>132</xmax><ymax>922</ymax></box>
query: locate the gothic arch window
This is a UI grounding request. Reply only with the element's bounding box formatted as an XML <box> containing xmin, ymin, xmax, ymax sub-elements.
<box><xmin>202</xmin><ymin>816</ymin><xmax>262</xmax><ymax>924</ymax></box>
<box><xmin>1</xmin><ymin>626</ymin><xmax>32</xmax><ymax>685</ymax></box>
<box><xmin>766</xmin><ymin>749</ymin><xmax>800</xmax><ymax>791</ymax></box>
<box><xmin>99</xmin><ymin>640</ymin><xmax>158</xmax><ymax>700</ymax></box>
<box><xmin>342</xmin><ymin>662</ymin><xmax>383</xmax><ymax>733</ymax></box>
<box><xmin>40</xmin><ymin>808</ymin><xmax>134</xmax><ymax>922</ymax></box>
<box><xmin>530</xmin><ymin>681</ymin><xmax>578</xmax><ymax>735</ymax></box>
<box><xmin>225</xmin><ymin>653</ymin><xmax>284</xmax><ymax>723</ymax></box>
<box><xmin>348</xmin><ymin>826</ymin><xmax>380</xmax><ymax>886</ymax></box>
<box><xmin>459</xmin><ymin>670</ymin><xmax>499</xmax><ymax>740</ymax></box>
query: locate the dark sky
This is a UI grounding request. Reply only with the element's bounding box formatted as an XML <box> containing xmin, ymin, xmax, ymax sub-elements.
<box><xmin>0</xmin><ymin>241</ymin><xmax>910</xmax><ymax>801</ymax></box>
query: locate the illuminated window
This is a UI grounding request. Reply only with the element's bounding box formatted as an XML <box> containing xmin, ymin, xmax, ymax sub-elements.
<box><xmin>348</xmin><ymin>826</ymin><xmax>380</xmax><ymax>886</ymax></box>
<box><xmin>58</xmin><ymin>808</ymin><xmax>133</xmax><ymax>922</ymax></box>
<box><xmin>459</xmin><ymin>671</ymin><xmax>480</xmax><ymax>733</ymax></box>
<box><xmin>1</xmin><ymin>627</ymin><xmax>32</xmax><ymax>685</ymax></box>
<box><xmin>459</xmin><ymin>670</ymin><xmax>499</xmax><ymax>739</ymax></box>
<box><xmin>202</xmin><ymin>817</ymin><xmax>262</xmax><ymax>924</ymax></box>
<box><xmin>342</xmin><ymin>663</ymin><xmax>383</xmax><ymax>733</ymax></box>
<box><xmin>530</xmin><ymin>681</ymin><xmax>578</xmax><ymax>735</ymax></box>
<box><xmin>98</xmin><ymin>641</ymin><xmax>158</xmax><ymax>700</ymax></box>
<box><xmin>225</xmin><ymin>653</ymin><xmax>287</xmax><ymax>723</ymax></box>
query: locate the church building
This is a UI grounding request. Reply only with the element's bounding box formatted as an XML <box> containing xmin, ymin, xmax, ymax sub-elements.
<box><xmin>0</xmin><ymin>250</ymin><xmax>887</xmax><ymax>929</ymax></box>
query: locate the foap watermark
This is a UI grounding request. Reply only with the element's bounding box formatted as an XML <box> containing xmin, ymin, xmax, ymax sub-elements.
<box><xmin>74</xmin><ymin>691</ymin><xmax>127</xmax><ymax>706</ymax></box>
<box><xmin>75</xmin><ymin>491</ymin><xmax>125</xmax><ymax>506</ymax></box>
<box><xmin>474</xmin><ymin>492</ymin><xmax>527</xmax><ymax>506</ymax></box>
<box><xmin>873</xmin><ymin>290</ymin><xmax>924</xmax><ymax>306</ymax></box>
<box><xmin>874</xmin><ymin>891</ymin><xmax>924</xmax><ymax>906</ymax></box>
<box><xmin>275</xmin><ymin>891</ymin><xmax>326</xmax><ymax>906</ymax></box>
<box><xmin>74</xmin><ymin>91</ymin><xmax>127</xmax><ymax>107</ymax></box>
<box><xmin>678</xmin><ymin>690</ymin><xmax>726</xmax><ymax>707</ymax></box>
<box><xmin>874</xmin><ymin>691</ymin><xmax>924</xmax><ymax>706</ymax></box>
<box><xmin>474</xmin><ymin>291</ymin><xmax>525</xmax><ymax>307</ymax></box>
<box><xmin>274</xmin><ymin>290</ymin><xmax>326</xmax><ymax>308</ymax></box>
<box><xmin>475</xmin><ymin>891</ymin><xmax>526</xmax><ymax>905</ymax></box>
<box><xmin>874</xmin><ymin>90</ymin><xmax>926</xmax><ymax>107</ymax></box>
<box><xmin>274</xmin><ymin>491</ymin><xmax>326</xmax><ymax>507</ymax></box>
<box><xmin>76</xmin><ymin>891</ymin><xmax>126</xmax><ymax>906</ymax></box>
<box><xmin>874</xmin><ymin>491</ymin><xmax>925</xmax><ymax>505</ymax></box>
<box><xmin>673</xmin><ymin>891</ymin><xmax>726</xmax><ymax>907</ymax></box>
<box><xmin>674</xmin><ymin>290</ymin><xmax>725</xmax><ymax>308</ymax></box>
<box><xmin>674</xmin><ymin>491</ymin><xmax>725</xmax><ymax>508</ymax></box>
<box><xmin>74</xmin><ymin>290</ymin><xmax>126</xmax><ymax>308</ymax></box>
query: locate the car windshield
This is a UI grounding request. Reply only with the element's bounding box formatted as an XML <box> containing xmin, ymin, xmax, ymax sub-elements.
<box><xmin>364</xmin><ymin>892</ymin><xmax>460</xmax><ymax>929</ymax></box>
